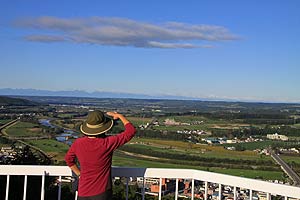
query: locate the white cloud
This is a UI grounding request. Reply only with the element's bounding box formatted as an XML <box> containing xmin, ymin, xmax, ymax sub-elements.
<box><xmin>25</xmin><ymin>35</ymin><xmax>66</xmax><ymax>43</ymax></box>
<box><xmin>15</xmin><ymin>16</ymin><xmax>239</xmax><ymax>48</ymax></box>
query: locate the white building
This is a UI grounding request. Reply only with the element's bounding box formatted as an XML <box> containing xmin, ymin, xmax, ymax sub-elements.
<box><xmin>267</xmin><ymin>133</ymin><xmax>288</xmax><ymax>141</ymax></box>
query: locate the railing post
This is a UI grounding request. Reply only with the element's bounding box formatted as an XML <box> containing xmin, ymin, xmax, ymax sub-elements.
<box><xmin>249</xmin><ymin>189</ymin><xmax>252</xmax><ymax>200</ymax></box>
<box><xmin>175</xmin><ymin>178</ymin><xmax>178</xmax><ymax>200</ymax></box>
<box><xmin>267</xmin><ymin>193</ymin><xmax>271</xmax><ymax>200</ymax></box>
<box><xmin>284</xmin><ymin>196</ymin><xmax>288</xmax><ymax>200</ymax></box>
<box><xmin>233</xmin><ymin>186</ymin><xmax>237</xmax><ymax>200</ymax></box>
<box><xmin>23</xmin><ymin>175</ymin><xmax>28</xmax><ymax>200</ymax></box>
<box><xmin>41</xmin><ymin>174</ymin><xmax>45</xmax><ymax>200</ymax></box>
<box><xmin>159</xmin><ymin>178</ymin><xmax>162</xmax><ymax>200</ymax></box>
<box><xmin>58</xmin><ymin>176</ymin><xmax>62</xmax><ymax>200</ymax></box>
<box><xmin>5</xmin><ymin>175</ymin><xmax>10</xmax><ymax>200</ymax></box>
<box><xmin>218</xmin><ymin>183</ymin><xmax>222</xmax><ymax>200</ymax></box>
<box><xmin>191</xmin><ymin>179</ymin><xmax>194</xmax><ymax>200</ymax></box>
<box><xmin>204</xmin><ymin>181</ymin><xmax>208</xmax><ymax>200</ymax></box>
<box><xmin>142</xmin><ymin>177</ymin><xmax>145</xmax><ymax>200</ymax></box>
<box><xmin>126</xmin><ymin>177</ymin><xmax>129</xmax><ymax>200</ymax></box>
<box><xmin>75</xmin><ymin>191</ymin><xmax>78</xmax><ymax>200</ymax></box>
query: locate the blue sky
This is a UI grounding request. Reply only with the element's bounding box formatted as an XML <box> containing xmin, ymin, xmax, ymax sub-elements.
<box><xmin>0</xmin><ymin>0</ymin><xmax>299</xmax><ymax>102</ymax></box>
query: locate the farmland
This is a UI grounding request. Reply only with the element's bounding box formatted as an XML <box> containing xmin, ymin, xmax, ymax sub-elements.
<box><xmin>1</xmin><ymin>96</ymin><xmax>300</xmax><ymax>183</ymax></box>
<box><xmin>111</xmin><ymin>138</ymin><xmax>283</xmax><ymax>180</ymax></box>
<box><xmin>5</xmin><ymin>121</ymin><xmax>44</xmax><ymax>137</ymax></box>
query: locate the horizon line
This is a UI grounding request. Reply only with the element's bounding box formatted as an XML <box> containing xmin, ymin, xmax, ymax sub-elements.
<box><xmin>1</xmin><ymin>88</ymin><xmax>300</xmax><ymax>105</ymax></box>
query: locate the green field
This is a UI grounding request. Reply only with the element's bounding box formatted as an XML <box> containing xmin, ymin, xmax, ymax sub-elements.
<box><xmin>126</xmin><ymin>142</ymin><xmax>271</xmax><ymax>161</ymax></box>
<box><xmin>152</xmin><ymin>115</ymin><xmax>252</xmax><ymax>131</ymax></box>
<box><xmin>130</xmin><ymin>138</ymin><xmax>264</xmax><ymax>160</ymax></box>
<box><xmin>127</xmin><ymin>117</ymin><xmax>152</xmax><ymax>127</ymax></box>
<box><xmin>288</xmin><ymin>136</ymin><xmax>300</xmax><ymax>141</ymax></box>
<box><xmin>3</xmin><ymin>120</ymin><xmax>288</xmax><ymax>181</ymax></box>
<box><xmin>23</xmin><ymin>135</ymin><xmax>282</xmax><ymax>180</ymax></box>
<box><xmin>111</xmin><ymin>137</ymin><xmax>285</xmax><ymax>181</ymax></box>
<box><xmin>27</xmin><ymin>139</ymin><xmax>69</xmax><ymax>163</ymax></box>
<box><xmin>57</xmin><ymin>113</ymin><xmax>76</xmax><ymax>119</ymax></box>
<box><xmin>6</xmin><ymin>121</ymin><xmax>44</xmax><ymax>137</ymax></box>
<box><xmin>0</xmin><ymin>119</ymin><xmax>11</xmax><ymax>125</ymax></box>
<box><xmin>291</xmin><ymin>123</ymin><xmax>300</xmax><ymax>128</ymax></box>
<box><xmin>52</xmin><ymin>119</ymin><xmax>82</xmax><ymax>130</ymax></box>
<box><xmin>281</xmin><ymin>155</ymin><xmax>300</xmax><ymax>165</ymax></box>
<box><xmin>223</xmin><ymin>140</ymin><xmax>286</xmax><ymax>150</ymax></box>
<box><xmin>112</xmin><ymin>153</ymin><xmax>284</xmax><ymax>180</ymax></box>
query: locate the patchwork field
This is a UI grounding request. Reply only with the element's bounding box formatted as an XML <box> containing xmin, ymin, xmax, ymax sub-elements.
<box><xmin>112</xmin><ymin>151</ymin><xmax>283</xmax><ymax>180</ymax></box>
<box><xmin>112</xmin><ymin>137</ymin><xmax>284</xmax><ymax>181</ymax></box>
<box><xmin>5</xmin><ymin>121</ymin><xmax>44</xmax><ymax>137</ymax></box>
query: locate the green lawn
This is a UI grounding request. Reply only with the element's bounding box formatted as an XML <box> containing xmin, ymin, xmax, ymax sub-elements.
<box><xmin>6</xmin><ymin>121</ymin><xmax>44</xmax><ymax>137</ymax></box>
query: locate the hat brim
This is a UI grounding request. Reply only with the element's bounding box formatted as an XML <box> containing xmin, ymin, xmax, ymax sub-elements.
<box><xmin>80</xmin><ymin>118</ymin><xmax>114</xmax><ymax>136</ymax></box>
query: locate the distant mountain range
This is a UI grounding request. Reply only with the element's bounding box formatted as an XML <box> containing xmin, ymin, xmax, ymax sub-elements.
<box><xmin>0</xmin><ymin>88</ymin><xmax>203</xmax><ymax>101</ymax></box>
<box><xmin>1</xmin><ymin>88</ymin><xmax>298</xmax><ymax>103</ymax></box>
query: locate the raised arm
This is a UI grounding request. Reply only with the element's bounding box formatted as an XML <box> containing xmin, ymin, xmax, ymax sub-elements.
<box><xmin>106</xmin><ymin>111</ymin><xmax>130</xmax><ymax>125</ymax></box>
<box><xmin>106</xmin><ymin>112</ymin><xmax>136</xmax><ymax>151</ymax></box>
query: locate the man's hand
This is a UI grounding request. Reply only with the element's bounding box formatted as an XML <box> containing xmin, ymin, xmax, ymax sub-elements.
<box><xmin>106</xmin><ymin>111</ymin><xmax>130</xmax><ymax>125</ymax></box>
<box><xmin>106</xmin><ymin>111</ymin><xmax>121</xmax><ymax>120</ymax></box>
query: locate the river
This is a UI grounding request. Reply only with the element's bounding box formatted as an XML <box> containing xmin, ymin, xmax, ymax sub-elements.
<box><xmin>39</xmin><ymin>119</ymin><xmax>79</xmax><ymax>145</ymax></box>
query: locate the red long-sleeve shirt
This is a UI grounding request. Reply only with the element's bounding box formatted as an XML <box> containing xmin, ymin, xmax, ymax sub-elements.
<box><xmin>65</xmin><ymin>123</ymin><xmax>136</xmax><ymax>197</ymax></box>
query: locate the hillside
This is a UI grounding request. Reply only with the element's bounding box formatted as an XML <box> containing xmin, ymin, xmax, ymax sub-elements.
<box><xmin>0</xmin><ymin>96</ymin><xmax>39</xmax><ymax>106</ymax></box>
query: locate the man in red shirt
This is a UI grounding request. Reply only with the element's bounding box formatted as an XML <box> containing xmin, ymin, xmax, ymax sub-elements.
<box><xmin>65</xmin><ymin>110</ymin><xmax>136</xmax><ymax>200</ymax></box>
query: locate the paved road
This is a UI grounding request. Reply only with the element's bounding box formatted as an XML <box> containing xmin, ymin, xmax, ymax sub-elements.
<box><xmin>270</xmin><ymin>150</ymin><xmax>300</xmax><ymax>186</ymax></box>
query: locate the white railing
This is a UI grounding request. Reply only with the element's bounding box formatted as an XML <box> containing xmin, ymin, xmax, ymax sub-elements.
<box><xmin>1</xmin><ymin>165</ymin><xmax>300</xmax><ymax>200</ymax></box>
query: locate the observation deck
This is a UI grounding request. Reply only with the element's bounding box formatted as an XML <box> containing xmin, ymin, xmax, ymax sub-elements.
<box><xmin>1</xmin><ymin>165</ymin><xmax>300</xmax><ymax>200</ymax></box>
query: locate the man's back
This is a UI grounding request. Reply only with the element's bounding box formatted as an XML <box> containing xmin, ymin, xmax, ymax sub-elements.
<box><xmin>65</xmin><ymin>122</ymin><xmax>136</xmax><ymax>197</ymax></box>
